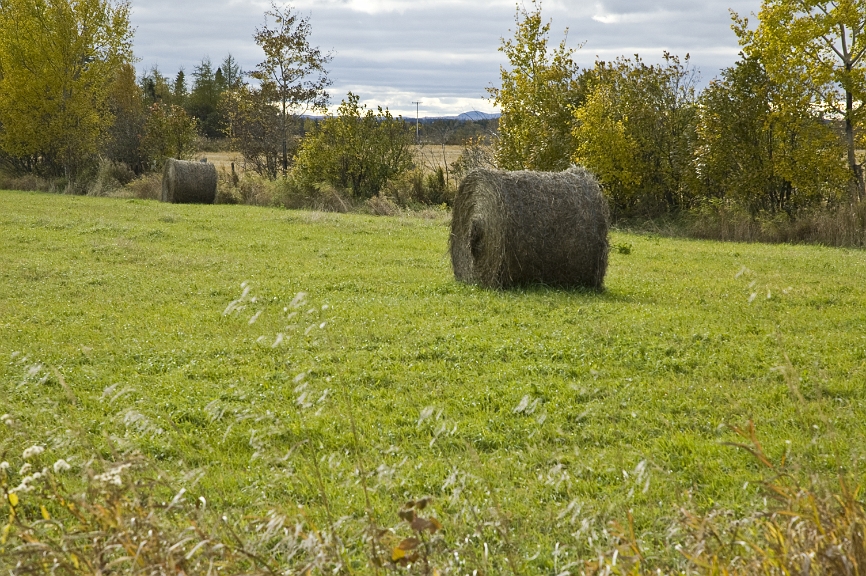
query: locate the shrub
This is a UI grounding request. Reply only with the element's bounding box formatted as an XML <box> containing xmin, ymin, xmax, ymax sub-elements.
<box><xmin>696</xmin><ymin>55</ymin><xmax>847</xmax><ymax>216</ymax></box>
<box><xmin>365</xmin><ymin>194</ymin><xmax>400</xmax><ymax>216</ymax></box>
<box><xmin>293</xmin><ymin>92</ymin><xmax>414</xmax><ymax>199</ymax></box>
<box><xmin>235</xmin><ymin>172</ymin><xmax>275</xmax><ymax>206</ymax></box>
<box><xmin>215</xmin><ymin>170</ymin><xmax>242</xmax><ymax>204</ymax></box>
<box><xmin>141</xmin><ymin>103</ymin><xmax>198</xmax><ymax>169</ymax></box>
<box><xmin>0</xmin><ymin>173</ymin><xmax>52</xmax><ymax>192</ymax></box>
<box><xmin>573</xmin><ymin>53</ymin><xmax>699</xmax><ymax>218</ymax></box>
<box><xmin>86</xmin><ymin>160</ymin><xmax>137</xmax><ymax>197</ymax></box>
<box><xmin>272</xmin><ymin>175</ymin><xmax>356</xmax><ymax>212</ymax></box>
<box><xmin>123</xmin><ymin>173</ymin><xmax>162</xmax><ymax>200</ymax></box>
<box><xmin>451</xmin><ymin>136</ymin><xmax>496</xmax><ymax>183</ymax></box>
<box><xmin>685</xmin><ymin>198</ymin><xmax>866</xmax><ymax>247</ymax></box>
<box><xmin>382</xmin><ymin>168</ymin><xmax>456</xmax><ymax>207</ymax></box>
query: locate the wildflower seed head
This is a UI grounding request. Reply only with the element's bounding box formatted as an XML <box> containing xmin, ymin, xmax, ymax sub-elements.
<box><xmin>94</xmin><ymin>463</ymin><xmax>131</xmax><ymax>487</ymax></box>
<box><xmin>23</xmin><ymin>445</ymin><xmax>45</xmax><ymax>459</ymax></box>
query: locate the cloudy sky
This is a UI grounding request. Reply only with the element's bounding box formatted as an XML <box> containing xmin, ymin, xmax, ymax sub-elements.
<box><xmin>131</xmin><ymin>0</ymin><xmax>761</xmax><ymax>117</ymax></box>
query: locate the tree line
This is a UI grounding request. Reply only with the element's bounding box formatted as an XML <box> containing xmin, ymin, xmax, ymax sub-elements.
<box><xmin>0</xmin><ymin>0</ymin><xmax>421</xmax><ymax>200</ymax></box>
<box><xmin>3</xmin><ymin>0</ymin><xmax>862</xmax><ymax>222</ymax></box>
<box><xmin>493</xmin><ymin>0</ymin><xmax>866</xmax><ymax>221</ymax></box>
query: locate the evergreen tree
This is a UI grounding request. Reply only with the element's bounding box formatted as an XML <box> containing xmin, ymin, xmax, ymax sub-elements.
<box><xmin>172</xmin><ymin>70</ymin><xmax>187</xmax><ymax>106</ymax></box>
<box><xmin>187</xmin><ymin>58</ymin><xmax>222</xmax><ymax>139</ymax></box>
<box><xmin>221</xmin><ymin>54</ymin><xmax>244</xmax><ymax>89</ymax></box>
<box><xmin>215</xmin><ymin>67</ymin><xmax>226</xmax><ymax>92</ymax></box>
<box><xmin>141</xmin><ymin>66</ymin><xmax>172</xmax><ymax>105</ymax></box>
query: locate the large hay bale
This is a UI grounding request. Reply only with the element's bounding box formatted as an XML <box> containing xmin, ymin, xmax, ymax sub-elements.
<box><xmin>161</xmin><ymin>159</ymin><xmax>217</xmax><ymax>204</ymax></box>
<box><xmin>450</xmin><ymin>166</ymin><xmax>609</xmax><ymax>289</ymax></box>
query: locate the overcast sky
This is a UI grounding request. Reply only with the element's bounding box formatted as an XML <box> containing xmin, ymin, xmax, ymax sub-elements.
<box><xmin>131</xmin><ymin>0</ymin><xmax>761</xmax><ymax>117</ymax></box>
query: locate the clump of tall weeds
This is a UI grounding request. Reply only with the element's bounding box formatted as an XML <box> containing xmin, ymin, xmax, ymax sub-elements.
<box><xmin>580</xmin><ymin>421</ymin><xmax>866</xmax><ymax>575</ymax></box>
<box><xmin>676</xmin><ymin>420</ymin><xmax>866</xmax><ymax>575</ymax></box>
<box><xmin>0</xmin><ymin>450</ymin><xmax>290</xmax><ymax>574</ymax></box>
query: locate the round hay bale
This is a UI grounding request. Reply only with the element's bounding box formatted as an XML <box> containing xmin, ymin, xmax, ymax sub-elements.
<box><xmin>161</xmin><ymin>158</ymin><xmax>217</xmax><ymax>204</ymax></box>
<box><xmin>450</xmin><ymin>166</ymin><xmax>609</xmax><ymax>289</ymax></box>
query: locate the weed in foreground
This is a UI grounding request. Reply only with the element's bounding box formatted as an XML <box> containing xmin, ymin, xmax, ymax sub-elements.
<box><xmin>583</xmin><ymin>421</ymin><xmax>866</xmax><ymax>575</ymax></box>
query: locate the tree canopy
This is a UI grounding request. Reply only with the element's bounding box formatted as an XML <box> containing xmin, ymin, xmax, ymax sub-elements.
<box><xmin>0</xmin><ymin>0</ymin><xmax>134</xmax><ymax>177</ymax></box>
<box><xmin>251</xmin><ymin>2</ymin><xmax>331</xmax><ymax>174</ymax></box>
<box><xmin>489</xmin><ymin>1</ymin><xmax>581</xmax><ymax>171</ymax></box>
<box><xmin>294</xmin><ymin>93</ymin><xmax>414</xmax><ymax>199</ymax></box>
<box><xmin>696</xmin><ymin>55</ymin><xmax>847</xmax><ymax>214</ymax></box>
<box><xmin>734</xmin><ymin>0</ymin><xmax>866</xmax><ymax>198</ymax></box>
<box><xmin>573</xmin><ymin>54</ymin><xmax>699</xmax><ymax>216</ymax></box>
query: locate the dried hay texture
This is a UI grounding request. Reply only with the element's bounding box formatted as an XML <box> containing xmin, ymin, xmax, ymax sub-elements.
<box><xmin>366</xmin><ymin>194</ymin><xmax>400</xmax><ymax>216</ymax></box>
<box><xmin>161</xmin><ymin>159</ymin><xmax>217</xmax><ymax>204</ymax></box>
<box><xmin>450</xmin><ymin>167</ymin><xmax>609</xmax><ymax>289</ymax></box>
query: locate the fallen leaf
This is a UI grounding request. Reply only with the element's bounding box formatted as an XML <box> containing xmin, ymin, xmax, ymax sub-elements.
<box><xmin>398</xmin><ymin>537</ymin><xmax>420</xmax><ymax>551</ymax></box>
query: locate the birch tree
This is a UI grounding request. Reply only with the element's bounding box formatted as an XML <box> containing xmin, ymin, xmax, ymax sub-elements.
<box><xmin>251</xmin><ymin>3</ymin><xmax>331</xmax><ymax>175</ymax></box>
<box><xmin>734</xmin><ymin>0</ymin><xmax>866</xmax><ymax>199</ymax></box>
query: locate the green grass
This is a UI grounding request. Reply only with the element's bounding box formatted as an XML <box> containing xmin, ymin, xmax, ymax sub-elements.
<box><xmin>2</xmin><ymin>189</ymin><xmax>866</xmax><ymax>571</ymax></box>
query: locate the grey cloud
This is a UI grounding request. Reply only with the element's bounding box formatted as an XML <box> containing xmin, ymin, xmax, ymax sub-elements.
<box><xmin>131</xmin><ymin>0</ymin><xmax>762</xmax><ymax>116</ymax></box>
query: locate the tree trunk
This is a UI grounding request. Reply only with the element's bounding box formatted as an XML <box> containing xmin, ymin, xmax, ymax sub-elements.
<box><xmin>281</xmin><ymin>100</ymin><xmax>288</xmax><ymax>175</ymax></box>
<box><xmin>846</xmin><ymin>89</ymin><xmax>864</xmax><ymax>201</ymax></box>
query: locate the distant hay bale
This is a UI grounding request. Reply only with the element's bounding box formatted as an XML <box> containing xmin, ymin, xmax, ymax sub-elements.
<box><xmin>161</xmin><ymin>159</ymin><xmax>217</xmax><ymax>204</ymax></box>
<box><xmin>450</xmin><ymin>166</ymin><xmax>609</xmax><ymax>289</ymax></box>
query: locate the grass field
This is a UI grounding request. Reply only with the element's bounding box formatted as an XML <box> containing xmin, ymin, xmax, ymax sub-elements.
<box><xmin>199</xmin><ymin>145</ymin><xmax>465</xmax><ymax>175</ymax></box>
<box><xmin>2</xmin><ymin>189</ymin><xmax>866</xmax><ymax>571</ymax></box>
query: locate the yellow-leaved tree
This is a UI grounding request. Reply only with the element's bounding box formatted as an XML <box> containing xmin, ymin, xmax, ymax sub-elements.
<box><xmin>695</xmin><ymin>55</ymin><xmax>847</xmax><ymax>214</ymax></box>
<box><xmin>572</xmin><ymin>54</ymin><xmax>699</xmax><ymax>217</ymax></box>
<box><xmin>489</xmin><ymin>1</ymin><xmax>582</xmax><ymax>171</ymax></box>
<box><xmin>572</xmin><ymin>84</ymin><xmax>641</xmax><ymax>214</ymax></box>
<box><xmin>733</xmin><ymin>0</ymin><xmax>866</xmax><ymax>199</ymax></box>
<box><xmin>0</xmin><ymin>0</ymin><xmax>133</xmax><ymax>178</ymax></box>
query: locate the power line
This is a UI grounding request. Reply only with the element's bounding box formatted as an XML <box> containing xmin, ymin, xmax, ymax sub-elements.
<box><xmin>411</xmin><ymin>101</ymin><xmax>421</xmax><ymax>143</ymax></box>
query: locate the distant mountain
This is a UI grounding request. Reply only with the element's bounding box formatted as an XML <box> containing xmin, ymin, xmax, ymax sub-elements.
<box><xmin>455</xmin><ymin>111</ymin><xmax>499</xmax><ymax>121</ymax></box>
<box><xmin>416</xmin><ymin>111</ymin><xmax>500</xmax><ymax>123</ymax></box>
<box><xmin>303</xmin><ymin>110</ymin><xmax>500</xmax><ymax>122</ymax></box>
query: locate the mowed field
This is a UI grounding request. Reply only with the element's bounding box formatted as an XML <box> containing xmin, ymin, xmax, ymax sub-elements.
<box><xmin>2</xmin><ymin>190</ymin><xmax>866</xmax><ymax>570</ymax></box>
<box><xmin>200</xmin><ymin>146</ymin><xmax>466</xmax><ymax>175</ymax></box>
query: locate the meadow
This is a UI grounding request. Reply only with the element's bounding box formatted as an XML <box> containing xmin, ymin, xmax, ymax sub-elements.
<box><xmin>1</xmin><ymin>190</ymin><xmax>866</xmax><ymax>572</ymax></box>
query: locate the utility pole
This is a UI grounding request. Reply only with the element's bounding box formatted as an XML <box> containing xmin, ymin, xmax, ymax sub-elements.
<box><xmin>412</xmin><ymin>101</ymin><xmax>421</xmax><ymax>143</ymax></box>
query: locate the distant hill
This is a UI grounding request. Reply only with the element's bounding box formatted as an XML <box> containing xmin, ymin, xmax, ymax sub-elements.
<box><xmin>416</xmin><ymin>111</ymin><xmax>500</xmax><ymax>123</ymax></box>
<box><xmin>455</xmin><ymin>111</ymin><xmax>499</xmax><ymax>121</ymax></box>
<box><xmin>302</xmin><ymin>111</ymin><xmax>499</xmax><ymax>123</ymax></box>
